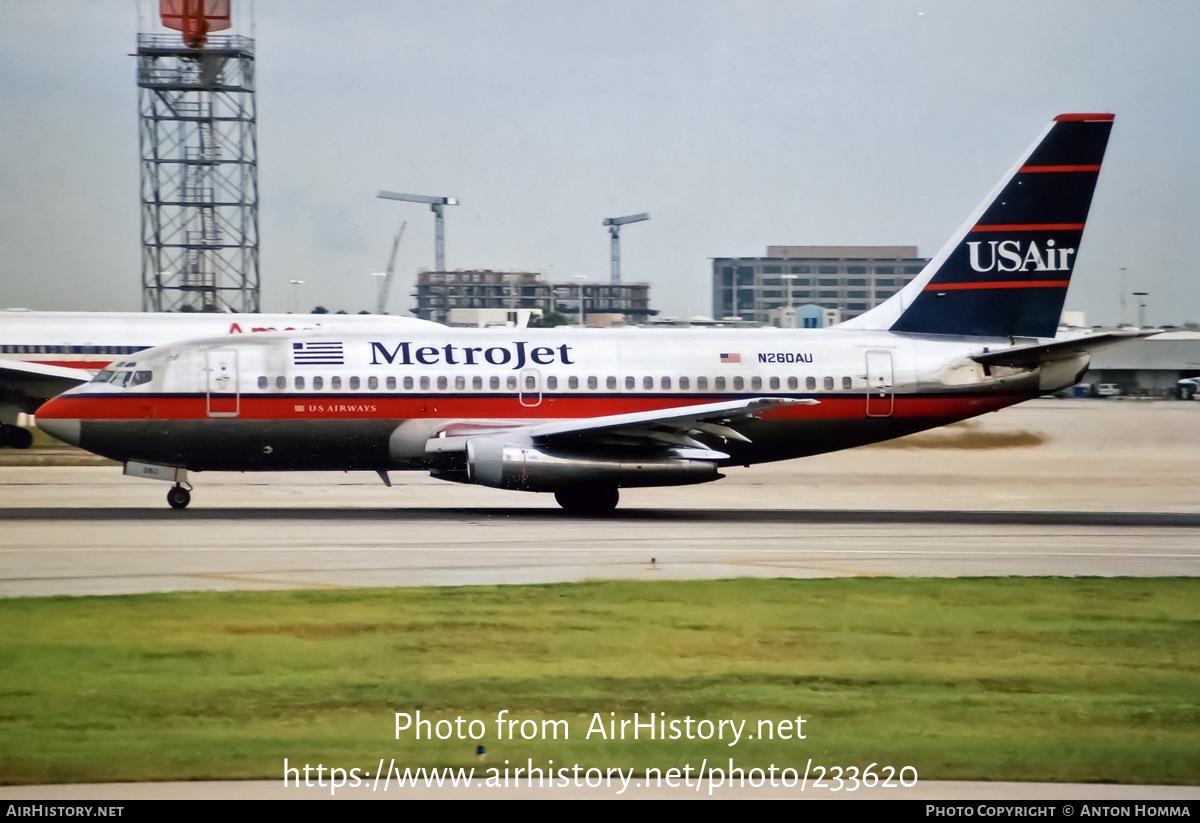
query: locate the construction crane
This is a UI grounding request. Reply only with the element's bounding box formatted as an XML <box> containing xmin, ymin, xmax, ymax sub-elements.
<box><xmin>377</xmin><ymin>191</ymin><xmax>458</xmax><ymax>271</ymax></box>
<box><xmin>374</xmin><ymin>221</ymin><xmax>406</xmax><ymax>314</ymax></box>
<box><xmin>603</xmin><ymin>212</ymin><xmax>649</xmax><ymax>284</ymax></box>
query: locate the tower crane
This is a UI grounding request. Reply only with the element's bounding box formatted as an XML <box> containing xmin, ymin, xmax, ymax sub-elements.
<box><xmin>376</xmin><ymin>221</ymin><xmax>406</xmax><ymax>315</ymax></box>
<box><xmin>378</xmin><ymin>191</ymin><xmax>458</xmax><ymax>271</ymax></box>
<box><xmin>603</xmin><ymin>212</ymin><xmax>649</xmax><ymax>284</ymax></box>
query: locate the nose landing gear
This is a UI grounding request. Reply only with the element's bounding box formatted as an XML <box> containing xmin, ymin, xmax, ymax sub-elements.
<box><xmin>167</xmin><ymin>484</ymin><xmax>192</xmax><ymax>510</ymax></box>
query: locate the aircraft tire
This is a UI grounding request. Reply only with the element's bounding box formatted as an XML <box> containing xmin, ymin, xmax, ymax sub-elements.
<box><xmin>0</xmin><ymin>425</ymin><xmax>33</xmax><ymax>449</ymax></box>
<box><xmin>554</xmin><ymin>485</ymin><xmax>619</xmax><ymax>515</ymax></box>
<box><xmin>167</xmin><ymin>485</ymin><xmax>191</xmax><ymax>510</ymax></box>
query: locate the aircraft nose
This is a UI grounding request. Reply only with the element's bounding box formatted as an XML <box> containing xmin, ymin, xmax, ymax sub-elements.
<box><xmin>35</xmin><ymin>398</ymin><xmax>81</xmax><ymax>447</ymax></box>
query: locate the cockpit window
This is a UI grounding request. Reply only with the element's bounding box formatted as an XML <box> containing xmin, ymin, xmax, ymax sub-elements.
<box><xmin>93</xmin><ymin>368</ymin><xmax>153</xmax><ymax>388</ymax></box>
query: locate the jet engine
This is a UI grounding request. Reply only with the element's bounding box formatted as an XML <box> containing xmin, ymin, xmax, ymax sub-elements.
<box><xmin>464</xmin><ymin>438</ymin><xmax>722</xmax><ymax>492</ymax></box>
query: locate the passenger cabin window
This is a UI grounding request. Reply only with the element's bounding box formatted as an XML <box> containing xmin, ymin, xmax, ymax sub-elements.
<box><xmin>313</xmin><ymin>376</ymin><xmax>324</xmax><ymax>390</ymax></box>
<box><xmin>404</xmin><ymin>376</ymin><xmax>414</xmax><ymax>390</ymax></box>
<box><xmin>625</xmin><ymin>376</ymin><xmax>635</xmax><ymax>390</ymax></box>
<box><xmin>331</xmin><ymin>376</ymin><xmax>342</xmax><ymax>390</ymax></box>
<box><xmin>569</xmin><ymin>376</ymin><xmax>579</xmax><ymax>390</ymax></box>
<box><xmin>490</xmin><ymin>376</ymin><xmax>500</xmax><ymax>390</ymax></box>
<box><xmin>643</xmin><ymin>376</ymin><xmax>653</xmax><ymax>390</ymax></box>
<box><xmin>751</xmin><ymin>377</ymin><xmax>762</xmax><ymax>390</ymax></box>
<box><xmin>473</xmin><ymin>376</ymin><xmax>483</xmax><ymax>390</ymax></box>
<box><xmin>787</xmin><ymin>377</ymin><xmax>797</xmax><ymax>390</ymax></box>
<box><xmin>455</xmin><ymin>376</ymin><xmax>465</xmax><ymax>390</ymax></box>
<box><xmin>769</xmin><ymin>377</ymin><xmax>779</xmax><ymax>390</ymax></box>
<box><xmin>697</xmin><ymin>376</ymin><xmax>707</xmax><ymax>390</ymax></box>
<box><xmin>525</xmin><ymin>375</ymin><xmax>536</xmax><ymax>390</ymax></box>
<box><xmin>662</xmin><ymin>376</ymin><xmax>671</xmax><ymax>390</ymax></box>
<box><xmin>506</xmin><ymin>376</ymin><xmax>517</xmax><ymax>390</ymax></box>
<box><xmin>350</xmin><ymin>376</ymin><xmax>360</xmax><ymax>390</ymax></box>
<box><xmin>547</xmin><ymin>376</ymin><xmax>557</xmax><ymax>390</ymax></box>
<box><xmin>607</xmin><ymin>377</ymin><xmax>616</xmax><ymax>390</ymax></box>
<box><xmin>679</xmin><ymin>377</ymin><xmax>689</xmax><ymax>390</ymax></box>
<box><xmin>386</xmin><ymin>376</ymin><xmax>396</xmax><ymax>390</ymax></box>
<box><xmin>733</xmin><ymin>376</ymin><xmax>744</xmax><ymax>390</ymax></box>
<box><xmin>257</xmin><ymin>376</ymin><xmax>268</xmax><ymax>389</ymax></box>
<box><xmin>295</xmin><ymin>376</ymin><xmax>305</xmax><ymax>390</ymax></box>
<box><xmin>715</xmin><ymin>377</ymin><xmax>726</xmax><ymax>390</ymax></box>
<box><xmin>806</xmin><ymin>377</ymin><xmax>816</xmax><ymax>390</ymax></box>
<box><xmin>437</xmin><ymin>376</ymin><xmax>448</xmax><ymax>390</ymax></box>
<box><xmin>842</xmin><ymin>376</ymin><xmax>852</xmax><ymax>390</ymax></box>
<box><xmin>824</xmin><ymin>376</ymin><xmax>834</xmax><ymax>390</ymax></box>
<box><xmin>368</xmin><ymin>376</ymin><xmax>378</xmax><ymax>390</ymax></box>
<box><xmin>276</xmin><ymin>376</ymin><xmax>286</xmax><ymax>390</ymax></box>
<box><xmin>419</xmin><ymin>377</ymin><xmax>430</xmax><ymax>390</ymax></box>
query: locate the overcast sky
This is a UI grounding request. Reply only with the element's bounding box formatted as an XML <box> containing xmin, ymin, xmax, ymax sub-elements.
<box><xmin>1</xmin><ymin>0</ymin><xmax>1196</xmax><ymax>325</ymax></box>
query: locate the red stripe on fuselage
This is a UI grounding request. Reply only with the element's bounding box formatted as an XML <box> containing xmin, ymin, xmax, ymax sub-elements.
<box><xmin>924</xmin><ymin>280</ymin><xmax>1070</xmax><ymax>291</ymax></box>
<box><xmin>37</xmin><ymin>392</ymin><xmax>1029</xmax><ymax>423</ymax></box>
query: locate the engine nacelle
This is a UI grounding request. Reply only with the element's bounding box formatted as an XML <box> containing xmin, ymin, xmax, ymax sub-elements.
<box><xmin>465</xmin><ymin>439</ymin><xmax>721</xmax><ymax>492</ymax></box>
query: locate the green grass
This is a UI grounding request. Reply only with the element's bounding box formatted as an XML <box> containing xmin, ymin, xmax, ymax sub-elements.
<box><xmin>0</xmin><ymin>577</ymin><xmax>1196</xmax><ymax>785</ymax></box>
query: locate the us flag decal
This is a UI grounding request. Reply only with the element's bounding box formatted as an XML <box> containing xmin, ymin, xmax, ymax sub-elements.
<box><xmin>719</xmin><ymin>352</ymin><xmax>741</xmax><ymax>364</ymax></box>
<box><xmin>293</xmin><ymin>341</ymin><xmax>344</xmax><ymax>365</ymax></box>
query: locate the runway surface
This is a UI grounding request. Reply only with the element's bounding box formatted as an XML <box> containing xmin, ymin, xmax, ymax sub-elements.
<box><xmin>1</xmin><ymin>504</ymin><xmax>1197</xmax><ymax>597</ymax></box>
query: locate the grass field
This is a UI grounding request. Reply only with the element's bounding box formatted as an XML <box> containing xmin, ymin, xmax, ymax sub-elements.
<box><xmin>0</xmin><ymin>577</ymin><xmax>1196</xmax><ymax>785</ymax></box>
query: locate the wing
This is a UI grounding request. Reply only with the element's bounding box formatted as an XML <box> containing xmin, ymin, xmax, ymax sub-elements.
<box><xmin>0</xmin><ymin>359</ymin><xmax>94</xmax><ymax>415</ymax></box>
<box><xmin>425</xmin><ymin>397</ymin><xmax>818</xmax><ymax>459</ymax></box>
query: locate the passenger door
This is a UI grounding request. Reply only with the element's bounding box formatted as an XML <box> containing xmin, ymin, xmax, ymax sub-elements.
<box><xmin>205</xmin><ymin>348</ymin><xmax>240</xmax><ymax>417</ymax></box>
<box><xmin>865</xmin><ymin>350</ymin><xmax>894</xmax><ymax>417</ymax></box>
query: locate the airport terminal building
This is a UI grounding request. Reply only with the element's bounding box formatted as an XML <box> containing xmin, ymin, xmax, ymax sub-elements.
<box><xmin>712</xmin><ymin>246</ymin><xmax>930</xmax><ymax>324</ymax></box>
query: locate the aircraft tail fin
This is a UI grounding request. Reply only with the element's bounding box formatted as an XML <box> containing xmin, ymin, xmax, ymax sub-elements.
<box><xmin>842</xmin><ymin>113</ymin><xmax>1114</xmax><ymax>338</ymax></box>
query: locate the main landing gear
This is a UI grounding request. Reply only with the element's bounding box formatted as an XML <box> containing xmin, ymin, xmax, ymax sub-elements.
<box><xmin>0</xmin><ymin>424</ymin><xmax>33</xmax><ymax>449</ymax></box>
<box><xmin>167</xmin><ymin>484</ymin><xmax>192</xmax><ymax>510</ymax></box>
<box><xmin>554</xmin><ymin>485</ymin><xmax>620</xmax><ymax>515</ymax></box>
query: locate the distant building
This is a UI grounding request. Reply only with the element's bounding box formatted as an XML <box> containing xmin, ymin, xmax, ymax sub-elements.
<box><xmin>414</xmin><ymin>270</ymin><xmax>654</xmax><ymax>325</ymax></box>
<box><xmin>712</xmin><ymin>246</ymin><xmax>929</xmax><ymax>324</ymax></box>
<box><xmin>1084</xmin><ymin>331</ymin><xmax>1200</xmax><ymax>397</ymax></box>
<box><xmin>767</xmin><ymin>305</ymin><xmax>841</xmax><ymax>329</ymax></box>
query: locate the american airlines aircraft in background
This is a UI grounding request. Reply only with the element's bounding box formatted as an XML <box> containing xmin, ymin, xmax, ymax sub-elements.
<box><xmin>0</xmin><ymin>310</ymin><xmax>436</xmax><ymax>448</ymax></box>
<box><xmin>36</xmin><ymin>114</ymin><xmax>1143</xmax><ymax>512</ymax></box>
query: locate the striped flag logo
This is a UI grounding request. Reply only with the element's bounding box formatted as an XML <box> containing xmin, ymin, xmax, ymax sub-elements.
<box><xmin>719</xmin><ymin>352</ymin><xmax>741</xmax><ymax>364</ymax></box>
<box><xmin>293</xmin><ymin>341</ymin><xmax>344</xmax><ymax>365</ymax></box>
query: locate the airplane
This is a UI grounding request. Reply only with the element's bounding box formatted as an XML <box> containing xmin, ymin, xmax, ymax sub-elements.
<box><xmin>0</xmin><ymin>310</ymin><xmax>437</xmax><ymax>448</ymax></box>
<box><xmin>35</xmin><ymin>113</ymin><xmax>1144</xmax><ymax>513</ymax></box>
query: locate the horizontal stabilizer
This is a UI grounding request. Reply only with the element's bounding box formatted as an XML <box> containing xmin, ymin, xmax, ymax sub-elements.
<box><xmin>971</xmin><ymin>330</ymin><xmax>1152</xmax><ymax>369</ymax></box>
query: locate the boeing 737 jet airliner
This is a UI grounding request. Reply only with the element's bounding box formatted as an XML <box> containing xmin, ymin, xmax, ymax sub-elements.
<box><xmin>36</xmin><ymin>114</ymin><xmax>1141</xmax><ymax>512</ymax></box>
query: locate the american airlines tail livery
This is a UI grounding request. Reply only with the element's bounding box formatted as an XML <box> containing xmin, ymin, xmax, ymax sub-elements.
<box><xmin>36</xmin><ymin>114</ymin><xmax>1141</xmax><ymax>512</ymax></box>
<box><xmin>0</xmin><ymin>310</ymin><xmax>436</xmax><ymax>447</ymax></box>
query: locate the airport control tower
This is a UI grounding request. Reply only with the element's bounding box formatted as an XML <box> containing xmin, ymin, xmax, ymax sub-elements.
<box><xmin>137</xmin><ymin>0</ymin><xmax>259</xmax><ymax>312</ymax></box>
